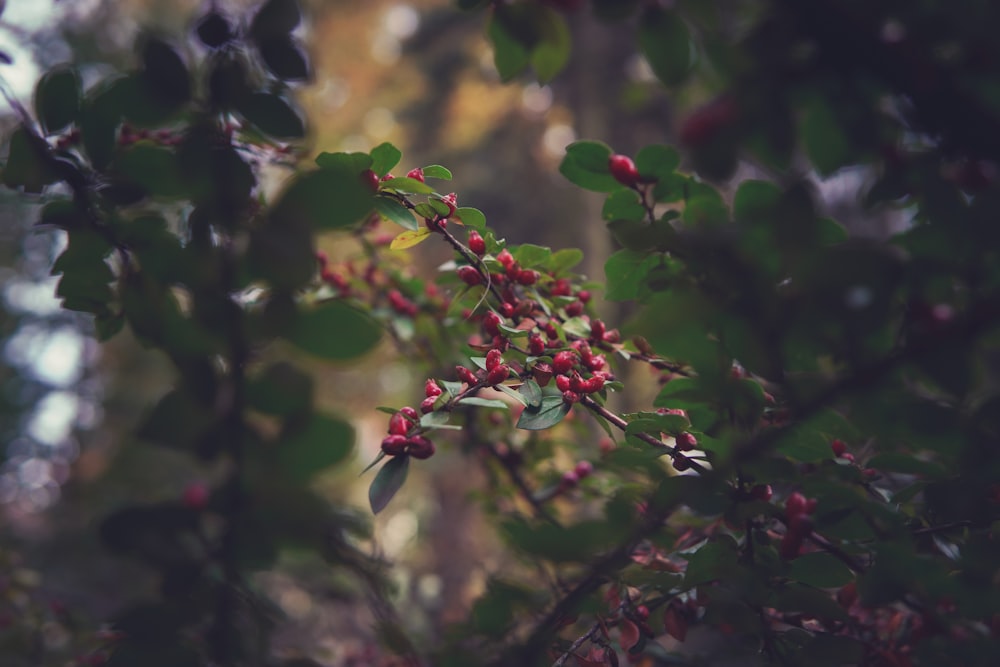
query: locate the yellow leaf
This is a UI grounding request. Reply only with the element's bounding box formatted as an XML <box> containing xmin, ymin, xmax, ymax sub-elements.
<box><xmin>390</xmin><ymin>228</ymin><xmax>432</xmax><ymax>250</ymax></box>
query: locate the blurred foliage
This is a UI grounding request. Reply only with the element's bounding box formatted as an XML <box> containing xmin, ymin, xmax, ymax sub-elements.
<box><xmin>1</xmin><ymin>0</ymin><xmax>1000</xmax><ymax>666</ymax></box>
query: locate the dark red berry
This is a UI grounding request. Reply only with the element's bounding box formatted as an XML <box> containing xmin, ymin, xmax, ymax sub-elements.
<box><xmin>574</xmin><ymin>460</ymin><xmax>593</xmax><ymax>478</ymax></box>
<box><xmin>420</xmin><ymin>396</ymin><xmax>438</xmax><ymax>413</ymax></box>
<box><xmin>785</xmin><ymin>492</ymin><xmax>808</xmax><ymax>518</ymax></box>
<box><xmin>486</xmin><ymin>364</ymin><xmax>509</xmax><ymax>386</ymax></box>
<box><xmin>555</xmin><ymin>375</ymin><xmax>571</xmax><ymax>392</ymax></box>
<box><xmin>831</xmin><ymin>439</ymin><xmax>847</xmax><ymax>457</ymax></box>
<box><xmin>528</xmin><ymin>334</ymin><xmax>546</xmax><ymax>356</ymax></box>
<box><xmin>468</xmin><ymin>230</ymin><xmax>486</xmax><ymax>256</ymax></box>
<box><xmin>456</xmin><ymin>365</ymin><xmax>479</xmax><ymax>386</ymax></box>
<box><xmin>407</xmin><ymin>435</ymin><xmax>435</xmax><ymax>459</ymax></box>
<box><xmin>388</xmin><ymin>412</ymin><xmax>411</xmax><ymax>436</ymax></box>
<box><xmin>750</xmin><ymin>484</ymin><xmax>773</xmax><ymax>501</ymax></box>
<box><xmin>565</xmin><ymin>300</ymin><xmax>583</xmax><ymax>317</ymax></box>
<box><xmin>562</xmin><ymin>390</ymin><xmax>580</xmax><ymax>404</ymax></box>
<box><xmin>577</xmin><ymin>290</ymin><xmax>591</xmax><ymax>303</ymax></box>
<box><xmin>457</xmin><ymin>266</ymin><xmax>482</xmax><ymax>286</ymax></box>
<box><xmin>483</xmin><ymin>311</ymin><xmax>503</xmax><ymax>336</ymax></box>
<box><xmin>608</xmin><ymin>154</ymin><xmax>641</xmax><ymax>187</ymax></box>
<box><xmin>382</xmin><ymin>434</ymin><xmax>408</xmax><ymax>456</ymax></box>
<box><xmin>591</xmin><ymin>319</ymin><xmax>606</xmax><ymax>342</ymax></box>
<box><xmin>516</xmin><ymin>270</ymin><xmax>538</xmax><ymax>286</ymax></box>
<box><xmin>362</xmin><ymin>169</ymin><xmax>380</xmax><ymax>193</ymax></box>
<box><xmin>552</xmin><ymin>351</ymin><xmax>577</xmax><ymax>374</ymax></box>
<box><xmin>486</xmin><ymin>348</ymin><xmax>504</xmax><ymax>372</ymax></box>
<box><xmin>675</xmin><ymin>432</ymin><xmax>698</xmax><ymax>451</ymax></box>
<box><xmin>560</xmin><ymin>470</ymin><xmax>580</xmax><ymax>488</ymax></box>
<box><xmin>183</xmin><ymin>482</ymin><xmax>209</xmax><ymax>510</ymax></box>
<box><xmin>672</xmin><ymin>454</ymin><xmax>691</xmax><ymax>471</ymax></box>
<box><xmin>500</xmin><ymin>302</ymin><xmax>515</xmax><ymax>318</ymax></box>
<box><xmin>497</xmin><ymin>249</ymin><xmax>515</xmax><ymax>270</ymax></box>
<box><xmin>425</xmin><ymin>379</ymin><xmax>443</xmax><ymax>398</ymax></box>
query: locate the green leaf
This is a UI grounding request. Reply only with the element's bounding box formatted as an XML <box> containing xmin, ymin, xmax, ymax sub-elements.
<box><xmin>682</xmin><ymin>183</ymin><xmax>728</xmax><ymax>226</ymax></box>
<box><xmin>454</xmin><ymin>207</ymin><xmax>486</xmax><ymax>230</ymax></box>
<box><xmin>369</xmin><ymin>455</ymin><xmax>409</xmax><ymax>514</ymax></box>
<box><xmin>286</xmin><ymin>302</ymin><xmax>382</xmax><ymax>361</ymax></box>
<box><xmin>115</xmin><ymin>144</ymin><xmax>187</xmax><ymax>198</ymax></box>
<box><xmin>277</xmin><ymin>413</ymin><xmax>354</xmax><ymax>482</ymax></box>
<box><xmin>559</xmin><ymin>140</ymin><xmax>621</xmax><ymax>192</ymax></box>
<box><xmin>380</xmin><ymin>176</ymin><xmax>435</xmax><ymax>194</ymax></box>
<box><xmin>421</xmin><ymin>164</ymin><xmax>452</xmax><ymax>180</ymax></box>
<box><xmin>237</xmin><ymin>92</ymin><xmax>305</xmax><ymax>139</ymax></box>
<box><xmin>604</xmin><ymin>249</ymin><xmax>660</xmax><ymax>301</ymax></box>
<box><xmin>519</xmin><ymin>378</ymin><xmax>542</xmax><ymax>408</ymax></box>
<box><xmin>271</xmin><ymin>164</ymin><xmax>375</xmax><ymax>231</ymax></box>
<box><xmin>801</xmin><ymin>97</ymin><xmax>853</xmax><ymax>176</ymax></box>
<box><xmin>370</xmin><ymin>142</ymin><xmax>402</xmax><ymax>177</ymax></box>
<box><xmin>683</xmin><ymin>537</ymin><xmax>738</xmax><ymax>586</ymax></box>
<box><xmin>488</xmin><ymin>12</ymin><xmax>530</xmax><ymax>81</ymax></box>
<box><xmin>788</xmin><ymin>552</ymin><xmax>855</xmax><ymax>588</ymax></box>
<box><xmin>137</xmin><ymin>389</ymin><xmax>215</xmax><ymax>450</ymax></box>
<box><xmin>530</xmin><ymin>7</ymin><xmax>571</xmax><ymax>82</ymax></box>
<box><xmin>257</xmin><ymin>36</ymin><xmax>309</xmax><ymax>81</ymax></box>
<box><xmin>374</xmin><ymin>196</ymin><xmax>417</xmax><ymax>230</ymax></box>
<box><xmin>516</xmin><ymin>394</ymin><xmax>570</xmax><ymax>430</ymax></box>
<box><xmin>866</xmin><ymin>453</ymin><xmax>946</xmax><ymax>479</ymax></box>
<box><xmin>638</xmin><ymin>7</ymin><xmax>694</xmax><ymax>86</ymax></box>
<box><xmin>773</xmin><ymin>584</ymin><xmax>850</xmax><ymax>622</ymax></box>
<box><xmin>3</xmin><ymin>127</ymin><xmax>58</xmax><ymax>193</ymax></box>
<box><xmin>733</xmin><ymin>179</ymin><xmax>782</xmax><ymax>224</ymax></box>
<box><xmin>635</xmin><ymin>144</ymin><xmax>680</xmax><ymax>181</ymax></box>
<box><xmin>247</xmin><ymin>361</ymin><xmax>314</xmax><ymax>416</ymax></box>
<box><xmin>513</xmin><ymin>243</ymin><xmax>551</xmax><ymax>268</ymax></box>
<box><xmin>549</xmin><ymin>248</ymin><xmax>584</xmax><ymax>274</ymax></box>
<box><xmin>34</xmin><ymin>66</ymin><xmax>81</xmax><ymax>135</ymax></box>
<box><xmin>603</xmin><ymin>189</ymin><xmax>646</xmax><ymax>222</ymax></box>
<box><xmin>459</xmin><ymin>397</ymin><xmax>509</xmax><ymax>409</ymax></box>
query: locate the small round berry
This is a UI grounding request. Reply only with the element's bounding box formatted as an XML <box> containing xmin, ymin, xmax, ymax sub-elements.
<box><xmin>560</xmin><ymin>470</ymin><xmax>580</xmax><ymax>488</ymax></box>
<box><xmin>486</xmin><ymin>364</ymin><xmax>510</xmax><ymax>386</ymax></box>
<box><xmin>483</xmin><ymin>311</ymin><xmax>503</xmax><ymax>336</ymax></box>
<box><xmin>785</xmin><ymin>492</ymin><xmax>808</xmax><ymax>518</ymax></box>
<box><xmin>388</xmin><ymin>411</ymin><xmax>411</xmax><ymax>436</ymax></box>
<box><xmin>457</xmin><ymin>266</ymin><xmax>482</xmax><ymax>286</ymax></box>
<box><xmin>555</xmin><ymin>375</ymin><xmax>571</xmax><ymax>392</ymax></box>
<box><xmin>577</xmin><ymin>290</ymin><xmax>591</xmax><ymax>303</ymax></box>
<box><xmin>552</xmin><ymin>350</ymin><xmax>577</xmax><ymax>374</ymax></box>
<box><xmin>608</xmin><ymin>154</ymin><xmax>641</xmax><ymax>187</ymax></box>
<box><xmin>406</xmin><ymin>167</ymin><xmax>425</xmax><ymax>182</ymax></box>
<box><xmin>425</xmin><ymin>379</ymin><xmax>443</xmax><ymax>398</ymax></box>
<box><xmin>516</xmin><ymin>270</ymin><xmax>538</xmax><ymax>286</ymax></box>
<box><xmin>565</xmin><ymin>300</ymin><xmax>584</xmax><ymax>317</ymax></box>
<box><xmin>497</xmin><ymin>249</ymin><xmax>515</xmax><ymax>270</ymax></box>
<box><xmin>407</xmin><ymin>435</ymin><xmax>436</xmax><ymax>459</ymax></box>
<box><xmin>456</xmin><ymin>366</ymin><xmax>479</xmax><ymax>386</ymax></box>
<box><xmin>381</xmin><ymin>434</ymin><xmax>408</xmax><ymax>456</ymax></box>
<box><xmin>468</xmin><ymin>230</ymin><xmax>486</xmax><ymax>256</ymax></box>
<box><xmin>420</xmin><ymin>396</ymin><xmax>438</xmax><ymax>413</ymax></box>
<box><xmin>574</xmin><ymin>460</ymin><xmax>593</xmax><ymax>479</ymax></box>
<box><xmin>362</xmin><ymin>169</ymin><xmax>380</xmax><ymax>193</ymax></box>
<box><xmin>528</xmin><ymin>334</ymin><xmax>546</xmax><ymax>356</ymax></box>
<box><xmin>591</xmin><ymin>319</ymin><xmax>606</xmax><ymax>342</ymax></box>
<box><xmin>486</xmin><ymin>348</ymin><xmax>504</xmax><ymax>372</ymax></box>
<box><xmin>675</xmin><ymin>432</ymin><xmax>698</xmax><ymax>451</ymax></box>
<box><xmin>562</xmin><ymin>390</ymin><xmax>581</xmax><ymax>404</ymax></box>
<box><xmin>750</xmin><ymin>484</ymin><xmax>773</xmax><ymax>501</ymax></box>
<box><xmin>439</xmin><ymin>192</ymin><xmax>458</xmax><ymax>216</ymax></box>
<box><xmin>830</xmin><ymin>439</ymin><xmax>847</xmax><ymax>457</ymax></box>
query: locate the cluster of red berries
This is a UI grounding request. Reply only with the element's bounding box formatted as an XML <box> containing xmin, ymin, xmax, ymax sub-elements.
<box><xmin>779</xmin><ymin>491</ymin><xmax>817</xmax><ymax>559</ymax></box>
<box><xmin>559</xmin><ymin>459</ymin><xmax>593</xmax><ymax>490</ymax></box>
<box><xmin>381</xmin><ymin>406</ymin><xmax>435</xmax><ymax>459</ymax></box>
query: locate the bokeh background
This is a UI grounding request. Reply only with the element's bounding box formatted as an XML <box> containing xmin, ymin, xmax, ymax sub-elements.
<box><xmin>0</xmin><ymin>1</ymin><xmax>893</xmax><ymax>663</ymax></box>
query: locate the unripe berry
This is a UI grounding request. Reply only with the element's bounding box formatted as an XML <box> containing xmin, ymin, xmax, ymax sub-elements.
<box><xmin>608</xmin><ymin>154</ymin><xmax>641</xmax><ymax>187</ymax></box>
<box><xmin>457</xmin><ymin>266</ymin><xmax>482</xmax><ymax>286</ymax></box>
<box><xmin>486</xmin><ymin>348</ymin><xmax>504</xmax><ymax>372</ymax></box>
<box><xmin>406</xmin><ymin>167</ymin><xmax>425</xmax><ymax>182</ymax></box>
<box><xmin>552</xmin><ymin>350</ymin><xmax>577</xmax><ymax>374</ymax></box>
<box><xmin>407</xmin><ymin>435</ymin><xmax>435</xmax><ymax>459</ymax></box>
<box><xmin>468</xmin><ymin>230</ymin><xmax>486</xmax><ymax>256</ymax></box>
<box><xmin>425</xmin><ymin>379</ymin><xmax>443</xmax><ymax>398</ymax></box>
<box><xmin>381</xmin><ymin>434</ymin><xmax>408</xmax><ymax>456</ymax></box>
<box><xmin>486</xmin><ymin>364</ymin><xmax>510</xmax><ymax>386</ymax></box>
<box><xmin>675</xmin><ymin>432</ymin><xmax>697</xmax><ymax>451</ymax></box>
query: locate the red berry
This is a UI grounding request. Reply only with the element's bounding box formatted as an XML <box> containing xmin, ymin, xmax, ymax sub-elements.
<box><xmin>560</xmin><ymin>470</ymin><xmax>580</xmax><ymax>488</ymax></box>
<box><xmin>608</xmin><ymin>154</ymin><xmax>641</xmax><ymax>187</ymax></box>
<box><xmin>555</xmin><ymin>375</ymin><xmax>571</xmax><ymax>392</ymax></box>
<box><xmin>483</xmin><ymin>311</ymin><xmax>503</xmax><ymax>336</ymax></box>
<box><xmin>381</xmin><ymin>434</ymin><xmax>408</xmax><ymax>456</ymax></box>
<box><xmin>516</xmin><ymin>270</ymin><xmax>538</xmax><ymax>286</ymax></box>
<box><xmin>388</xmin><ymin>411</ymin><xmax>411</xmax><ymax>436</ymax></box>
<box><xmin>750</xmin><ymin>484</ymin><xmax>773</xmax><ymax>501</ymax></box>
<box><xmin>551</xmin><ymin>279</ymin><xmax>571</xmax><ymax>296</ymax></box>
<box><xmin>634</xmin><ymin>605</ymin><xmax>649</xmax><ymax>621</ymax></box>
<box><xmin>420</xmin><ymin>395</ymin><xmax>438</xmax><ymax>413</ymax></box>
<box><xmin>785</xmin><ymin>492</ymin><xmax>808</xmax><ymax>518</ymax></box>
<box><xmin>562</xmin><ymin>390</ymin><xmax>580</xmax><ymax>404</ymax></box>
<box><xmin>574</xmin><ymin>460</ymin><xmax>593</xmax><ymax>478</ymax></box>
<box><xmin>591</xmin><ymin>319</ymin><xmax>606</xmax><ymax>342</ymax></box>
<box><xmin>457</xmin><ymin>266</ymin><xmax>482</xmax><ymax>286</ymax></box>
<box><xmin>486</xmin><ymin>364</ymin><xmax>510</xmax><ymax>386</ymax></box>
<box><xmin>831</xmin><ymin>439</ymin><xmax>847</xmax><ymax>457</ymax></box>
<box><xmin>679</xmin><ymin>96</ymin><xmax>738</xmax><ymax>147</ymax></box>
<box><xmin>456</xmin><ymin>365</ymin><xmax>479</xmax><ymax>386</ymax></box>
<box><xmin>399</xmin><ymin>406</ymin><xmax>419</xmax><ymax>421</ymax></box>
<box><xmin>362</xmin><ymin>169</ymin><xmax>380</xmax><ymax>193</ymax></box>
<box><xmin>552</xmin><ymin>351</ymin><xmax>577</xmax><ymax>374</ymax></box>
<box><xmin>486</xmin><ymin>348</ymin><xmax>504</xmax><ymax>372</ymax></box>
<box><xmin>582</xmin><ymin>375</ymin><xmax>605</xmax><ymax>394</ymax></box>
<box><xmin>406</xmin><ymin>167</ymin><xmax>425</xmax><ymax>182</ymax></box>
<box><xmin>588</xmin><ymin>354</ymin><xmax>607</xmax><ymax>372</ymax></box>
<box><xmin>182</xmin><ymin>482</ymin><xmax>209</xmax><ymax>510</ymax></box>
<box><xmin>407</xmin><ymin>435</ymin><xmax>435</xmax><ymax>459</ymax></box>
<box><xmin>468</xmin><ymin>230</ymin><xmax>486</xmax><ymax>256</ymax></box>
<box><xmin>497</xmin><ymin>249</ymin><xmax>515</xmax><ymax>270</ymax></box>
<box><xmin>439</xmin><ymin>192</ymin><xmax>458</xmax><ymax>216</ymax></box>
<box><xmin>675</xmin><ymin>432</ymin><xmax>698</xmax><ymax>451</ymax></box>
<box><xmin>500</xmin><ymin>302</ymin><xmax>515</xmax><ymax>317</ymax></box>
<box><xmin>577</xmin><ymin>289</ymin><xmax>591</xmax><ymax>303</ymax></box>
<box><xmin>565</xmin><ymin>300</ymin><xmax>584</xmax><ymax>317</ymax></box>
<box><xmin>841</xmin><ymin>452</ymin><xmax>856</xmax><ymax>463</ymax></box>
<box><xmin>528</xmin><ymin>334</ymin><xmax>546</xmax><ymax>356</ymax></box>
<box><xmin>425</xmin><ymin>379</ymin><xmax>443</xmax><ymax>398</ymax></box>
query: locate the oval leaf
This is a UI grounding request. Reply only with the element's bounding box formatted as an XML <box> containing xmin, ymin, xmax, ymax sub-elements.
<box><xmin>286</xmin><ymin>301</ymin><xmax>382</xmax><ymax>361</ymax></box>
<box><xmin>237</xmin><ymin>92</ymin><xmax>305</xmax><ymax>139</ymax></box>
<box><xmin>369</xmin><ymin>455</ymin><xmax>410</xmax><ymax>514</ymax></box>
<box><xmin>35</xmin><ymin>65</ymin><xmax>81</xmax><ymax>135</ymax></box>
<box><xmin>390</xmin><ymin>228</ymin><xmax>432</xmax><ymax>250</ymax></box>
<box><xmin>516</xmin><ymin>394</ymin><xmax>570</xmax><ymax>430</ymax></box>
